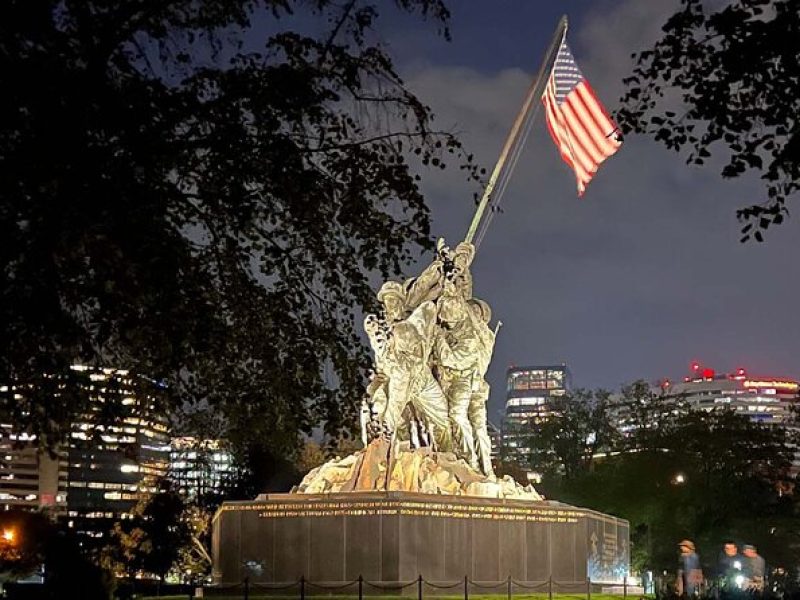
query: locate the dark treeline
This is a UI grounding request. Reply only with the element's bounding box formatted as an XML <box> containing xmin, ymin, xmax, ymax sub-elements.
<box><xmin>500</xmin><ymin>381</ymin><xmax>800</xmax><ymax>583</ymax></box>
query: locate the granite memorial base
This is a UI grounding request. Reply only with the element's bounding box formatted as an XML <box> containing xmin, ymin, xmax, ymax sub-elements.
<box><xmin>212</xmin><ymin>491</ymin><xmax>629</xmax><ymax>588</ymax></box>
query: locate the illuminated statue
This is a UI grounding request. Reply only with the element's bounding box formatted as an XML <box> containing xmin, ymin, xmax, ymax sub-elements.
<box><xmin>299</xmin><ymin>239</ymin><xmax>540</xmax><ymax>499</ymax></box>
<box><xmin>364</xmin><ymin>283</ymin><xmax>450</xmax><ymax>449</ymax></box>
<box><xmin>363</xmin><ymin>239</ymin><xmax>491</xmax><ymax>466</ymax></box>
<box><xmin>449</xmin><ymin>241</ymin><xmax>475</xmax><ymax>299</ymax></box>
<box><xmin>434</xmin><ymin>292</ymin><xmax>479</xmax><ymax>466</ymax></box>
<box><xmin>433</xmin><ymin>290</ymin><xmax>497</xmax><ymax>474</ymax></box>
<box><xmin>465</xmin><ymin>298</ymin><xmax>497</xmax><ymax>477</ymax></box>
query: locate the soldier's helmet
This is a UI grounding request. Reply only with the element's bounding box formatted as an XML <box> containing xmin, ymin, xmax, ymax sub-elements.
<box><xmin>469</xmin><ymin>298</ymin><xmax>491</xmax><ymax>323</ymax></box>
<box><xmin>376</xmin><ymin>281</ymin><xmax>404</xmax><ymax>303</ymax></box>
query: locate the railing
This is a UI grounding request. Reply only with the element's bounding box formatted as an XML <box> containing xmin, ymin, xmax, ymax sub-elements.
<box><xmin>194</xmin><ymin>575</ymin><xmax>635</xmax><ymax>600</ymax></box>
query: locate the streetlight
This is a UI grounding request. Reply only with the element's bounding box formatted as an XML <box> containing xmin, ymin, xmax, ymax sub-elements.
<box><xmin>0</xmin><ymin>527</ymin><xmax>19</xmax><ymax>563</ymax></box>
<box><xmin>672</xmin><ymin>473</ymin><xmax>686</xmax><ymax>485</ymax></box>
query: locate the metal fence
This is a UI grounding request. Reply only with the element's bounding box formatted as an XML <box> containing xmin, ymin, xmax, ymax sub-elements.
<box><xmin>195</xmin><ymin>576</ymin><xmax>638</xmax><ymax>599</ymax></box>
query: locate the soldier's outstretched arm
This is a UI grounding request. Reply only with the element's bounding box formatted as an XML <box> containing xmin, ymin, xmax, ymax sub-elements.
<box><xmin>404</xmin><ymin>258</ymin><xmax>445</xmax><ymax>310</ymax></box>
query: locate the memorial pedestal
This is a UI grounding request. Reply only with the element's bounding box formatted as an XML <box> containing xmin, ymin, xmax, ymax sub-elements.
<box><xmin>212</xmin><ymin>491</ymin><xmax>629</xmax><ymax>586</ymax></box>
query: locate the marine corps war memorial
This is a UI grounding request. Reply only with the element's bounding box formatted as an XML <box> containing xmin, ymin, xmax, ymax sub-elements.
<box><xmin>211</xmin><ymin>238</ymin><xmax>630</xmax><ymax>592</ymax></box>
<box><xmin>212</xmin><ymin>15</ymin><xmax>630</xmax><ymax>596</ymax></box>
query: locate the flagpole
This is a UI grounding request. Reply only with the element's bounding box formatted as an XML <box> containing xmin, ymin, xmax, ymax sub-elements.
<box><xmin>464</xmin><ymin>15</ymin><xmax>569</xmax><ymax>245</ymax></box>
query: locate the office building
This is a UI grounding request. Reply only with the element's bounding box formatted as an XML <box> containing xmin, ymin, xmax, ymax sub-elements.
<box><xmin>666</xmin><ymin>363</ymin><xmax>798</xmax><ymax>423</ymax></box>
<box><xmin>613</xmin><ymin>363</ymin><xmax>798</xmax><ymax>427</ymax></box>
<box><xmin>65</xmin><ymin>366</ymin><xmax>171</xmax><ymax>540</ymax></box>
<box><xmin>500</xmin><ymin>364</ymin><xmax>572</xmax><ymax>467</ymax></box>
<box><xmin>0</xmin><ymin>414</ymin><xmax>68</xmax><ymax>513</ymax></box>
<box><xmin>1</xmin><ymin>366</ymin><xmax>171</xmax><ymax>541</ymax></box>
<box><xmin>170</xmin><ymin>436</ymin><xmax>235</xmax><ymax>501</ymax></box>
<box><xmin>611</xmin><ymin>362</ymin><xmax>800</xmax><ymax>469</ymax></box>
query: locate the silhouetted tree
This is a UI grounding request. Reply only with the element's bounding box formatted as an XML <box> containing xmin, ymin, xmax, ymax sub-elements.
<box><xmin>0</xmin><ymin>511</ymin><xmax>113</xmax><ymax>599</ymax></box>
<box><xmin>526</xmin><ymin>388</ymin><xmax>619</xmax><ymax>479</ymax></box>
<box><xmin>104</xmin><ymin>489</ymin><xmax>190</xmax><ymax>582</ymax></box>
<box><xmin>546</xmin><ymin>400</ymin><xmax>798</xmax><ymax>575</ymax></box>
<box><xmin>617</xmin><ymin>0</ymin><xmax>800</xmax><ymax>241</ymax></box>
<box><xmin>0</xmin><ymin>1</ymin><xmax>480</xmax><ymax>458</ymax></box>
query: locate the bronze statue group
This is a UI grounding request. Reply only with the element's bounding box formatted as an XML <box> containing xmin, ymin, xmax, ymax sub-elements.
<box><xmin>361</xmin><ymin>239</ymin><xmax>497</xmax><ymax>478</ymax></box>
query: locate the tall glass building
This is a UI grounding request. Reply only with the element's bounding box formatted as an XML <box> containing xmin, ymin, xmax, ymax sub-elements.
<box><xmin>66</xmin><ymin>366</ymin><xmax>171</xmax><ymax>542</ymax></box>
<box><xmin>501</xmin><ymin>364</ymin><xmax>572</xmax><ymax>468</ymax></box>
<box><xmin>1</xmin><ymin>366</ymin><xmax>171</xmax><ymax>543</ymax></box>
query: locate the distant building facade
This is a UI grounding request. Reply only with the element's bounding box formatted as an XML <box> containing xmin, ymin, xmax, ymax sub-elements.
<box><xmin>667</xmin><ymin>366</ymin><xmax>798</xmax><ymax>425</ymax></box>
<box><xmin>610</xmin><ymin>362</ymin><xmax>800</xmax><ymax>468</ymax></box>
<box><xmin>65</xmin><ymin>366</ymin><xmax>171</xmax><ymax>541</ymax></box>
<box><xmin>0</xmin><ymin>366</ymin><xmax>171</xmax><ymax>542</ymax></box>
<box><xmin>170</xmin><ymin>436</ymin><xmax>235</xmax><ymax>501</ymax></box>
<box><xmin>0</xmin><ymin>422</ymin><xmax>67</xmax><ymax>513</ymax></box>
<box><xmin>500</xmin><ymin>364</ymin><xmax>572</xmax><ymax>468</ymax></box>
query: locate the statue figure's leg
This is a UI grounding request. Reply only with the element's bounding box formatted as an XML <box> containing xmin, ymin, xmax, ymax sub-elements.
<box><xmin>446</xmin><ymin>375</ymin><xmax>477</xmax><ymax>469</ymax></box>
<box><xmin>468</xmin><ymin>388</ymin><xmax>494</xmax><ymax>478</ymax></box>
<box><xmin>412</xmin><ymin>371</ymin><xmax>451</xmax><ymax>452</ymax></box>
<box><xmin>384</xmin><ymin>371</ymin><xmax>412</xmax><ymax>436</ymax></box>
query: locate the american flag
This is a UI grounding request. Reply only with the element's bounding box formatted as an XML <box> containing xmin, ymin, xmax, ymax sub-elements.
<box><xmin>542</xmin><ymin>39</ymin><xmax>622</xmax><ymax>196</ymax></box>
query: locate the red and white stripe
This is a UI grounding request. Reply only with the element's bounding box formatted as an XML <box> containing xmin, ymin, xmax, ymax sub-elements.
<box><xmin>542</xmin><ymin>44</ymin><xmax>622</xmax><ymax>196</ymax></box>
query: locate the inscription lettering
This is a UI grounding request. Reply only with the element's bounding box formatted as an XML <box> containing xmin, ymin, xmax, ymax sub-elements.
<box><xmin>219</xmin><ymin>500</ymin><xmax>584</xmax><ymax>524</ymax></box>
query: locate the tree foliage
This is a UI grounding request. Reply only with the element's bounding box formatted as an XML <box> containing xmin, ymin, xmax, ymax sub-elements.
<box><xmin>0</xmin><ymin>0</ymin><xmax>480</xmax><ymax>457</ymax></box>
<box><xmin>104</xmin><ymin>489</ymin><xmax>191</xmax><ymax>581</ymax></box>
<box><xmin>530</xmin><ymin>382</ymin><xmax>799</xmax><ymax>574</ymax></box>
<box><xmin>617</xmin><ymin>0</ymin><xmax>800</xmax><ymax>241</ymax></box>
<box><xmin>174</xmin><ymin>504</ymin><xmax>214</xmax><ymax>584</ymax></box>
<box><xmin>523</xmin><ymin>389</ymin><xmax>619</xmax><ymax>479</ymax></box>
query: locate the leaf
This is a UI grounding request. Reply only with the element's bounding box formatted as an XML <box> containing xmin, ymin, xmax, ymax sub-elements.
<box><xmin>0</xmin><ymin>0</ymin><xmax>477</xmax><ymax>466</ymax></box>
<box><xmin>620</xmin><ymin>0</ymin><xmax>800</xmax><ymax>238</ymax></box>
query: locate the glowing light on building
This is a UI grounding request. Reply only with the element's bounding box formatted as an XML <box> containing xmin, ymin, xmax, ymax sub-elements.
<box><xmin>743</xmin><ymin>380</ymin><xmax>799</xmax><ymax>391</ymax></box>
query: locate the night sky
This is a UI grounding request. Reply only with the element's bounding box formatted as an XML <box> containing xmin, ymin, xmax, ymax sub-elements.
<box><xmin>371</xmin><ymin>0</ymin><xmax>800</xmax><ymax>421</ymax></box>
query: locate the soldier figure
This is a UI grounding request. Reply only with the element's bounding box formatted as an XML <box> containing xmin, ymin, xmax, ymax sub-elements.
<box><xmin>466</xmin><ymin>298</ymin><xmax>496</xmax><ymax>477</ymax></box>
<box><xmin>434</xmin><ymin>291</ymin><xmax>480</xmax><ymax>469</ymax></box>
<box><xmin>361</xmin><ymin>238</ymin><xmax>496</xmax><ymax>475</ymax></box>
